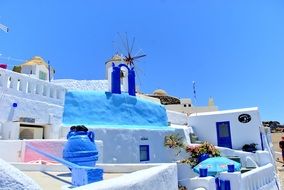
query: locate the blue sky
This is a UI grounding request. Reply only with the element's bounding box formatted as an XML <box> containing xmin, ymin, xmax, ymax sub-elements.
<box><xmin>1</xmin><ymin>0</ymin><xmax>284</xmax><ymax>122</ymax></box>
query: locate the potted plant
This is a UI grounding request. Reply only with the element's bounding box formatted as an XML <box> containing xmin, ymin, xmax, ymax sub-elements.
<box><xmin>165</xmin><ymin>134</ymin><xmax>221</xmax><ymax>167</ymax></box>
<box><xmin>185</xmin><ymin>142</ymin><xmax>221</xmax><ymax>167</ymax></box>
<box><xmin>164</xmin><ymin>134</ymin><xmax>196</xmax><ymax>181</ymax></box>
<box><xmin>242</xmin><ymin>143</ymin><xmax>257</xmax><ymax>153</ymax></box>
<box><xmin>164</xmin><ymin>133</ymin><xmax>221</xmax><ymax>189</ymax></box>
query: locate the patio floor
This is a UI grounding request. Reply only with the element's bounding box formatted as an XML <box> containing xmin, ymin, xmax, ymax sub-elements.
<box><xmin>24</xmin><ymin>171</ymin><xmax>124</xmax><ymax>190</ymax></box>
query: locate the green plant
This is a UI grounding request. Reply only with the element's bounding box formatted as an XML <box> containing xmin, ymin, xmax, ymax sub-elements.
<box><xmin>164</xmin><ymin>134</ymin><xmax>220</xmax><ymax>167</ymax></box>
<box><xmin>164</xmin><ymin>134</ymin><xmax>185</xmax><ymax>156</ymax></box>
<box><xmin>185</xmin><ymin>142</ymin><xmax>221</xmax><ymax>167</ymax></box>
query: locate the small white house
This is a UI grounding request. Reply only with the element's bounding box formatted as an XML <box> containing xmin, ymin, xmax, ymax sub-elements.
<box><xmin>166</xmin><ymin>98</ymin><xmax>218</xmax><ymax>115</ymax></box>
<box><xmin>188</xmin><ymin>107</ymin><xmax>263</xmax><ymax>150</ymax></box>
<box><xmin>17</xmin><ymin>56</ymin><xmax>55</xmax><ymax>81</ymax></box>
<box><xmin>147</xmin><ymin>89</ymin><xmax>218</xmax><ymax>115</ymax></box>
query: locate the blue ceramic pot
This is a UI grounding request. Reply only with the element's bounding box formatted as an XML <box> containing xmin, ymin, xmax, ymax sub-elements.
<box><xmin>63</xmin><ymin>131</ymin><xmax>98</xmax><ymax>167</ymax></box>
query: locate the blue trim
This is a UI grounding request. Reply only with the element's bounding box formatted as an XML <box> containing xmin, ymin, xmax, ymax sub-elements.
<box><xmin>219</xmin><ymin>179</ymin><xmax>231</xmax><ymax>190</ymax></box>
<box><xmin>111</xmin><ymin>63</ymin><xmax>136</xmax><ymax>96</ymax></box>
<box><xmin>139</xmin><ymin>145</ymin><xmax>150</xmax><ymax>162</ymax></box>
<box><xmin>26</xmin><ymin>144</ymin><xmax>103</xmax><ymax>187</ymax></box>
<box><xmin>216</xmin><ymin>121</ymin><xmax>232</xmax><ymax>149</ymax></box>
<box><xmin>260</xmin><ymin>132</ymin><xmax>264</xmax><ymax>150</ymax></box>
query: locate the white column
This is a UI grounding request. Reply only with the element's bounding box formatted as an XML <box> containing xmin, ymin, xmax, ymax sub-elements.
<box><xmin>108</xmin><ymin>67</ymin><xmax>113</xmax><ymax>92</ymax></box>
<box><xmin>121</xmin><ymin>67</ymin><xmax>128</xmax><ymax>92</ymax></box>
<box><xmin>27</xmin><ymin>81</ymin><xmax>35</xmax><ymax>94</ymax></box>
<box><xmin>43</xmin><ymin>85</ymin><xmax>50</xmax><ymax>97</ymax></box>
<box><xmin>19</xmin><ymin>79</ymin><xmax>28</xmax><ymax>93</ymax></box>
<box><xmin>50</xmin><ymin>88</ymin><xmax>56</xmax><ymax>98</ymax></box>
<box><xmin>36</xmin><ymin>83</ymin><xmax>43</xmax><ymax>95</ymax></box>
<box><xmin>10</xmin><ymin>77</ymin><xmax>18</xmax><ymax>90</ymax></box>
<box><xmin>219</xmin><ymin>171</ymin><xmax>241</xmax><ymax>190</ymax></box>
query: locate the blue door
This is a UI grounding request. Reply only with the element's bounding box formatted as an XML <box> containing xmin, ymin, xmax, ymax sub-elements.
<box><xmin>216</xmin><ymin>121</ymin><xmax>232</xmax><ymax>149</ymax></box>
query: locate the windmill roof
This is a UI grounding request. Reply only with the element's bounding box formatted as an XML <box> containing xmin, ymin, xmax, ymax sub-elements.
<box><xmin>105</xmin><ymin>54</ymin><xmax>125</xmax><ymax>64</ymax></box>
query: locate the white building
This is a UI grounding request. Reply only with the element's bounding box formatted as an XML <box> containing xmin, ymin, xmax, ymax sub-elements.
<box><xmin>105</xmin><ymin>54</ymin><xmax>129</xmax><ymax>92</ymax></box>
<box><xmin>0</xmin><ymin>67</ymin><xmax>66</xmax><ymax>140</ymax></box>
<box><xmin>147</xmin><ymin>89</ymin><xmax>218</xmax><ymax>115</ymax></box>
<box><xmin>0</xmin><ymin>55</ymin><xmax>279</xmax><ymax>190</ymax></box>
<box><xmin>14</xmin><ymin>56</ymin><xmax>55</xmax><ymax>81</ymax></box>
<box><xmin>188</xmin><ymin>107</ymin><xmax>264</xmax><ymax>150</ymax></box>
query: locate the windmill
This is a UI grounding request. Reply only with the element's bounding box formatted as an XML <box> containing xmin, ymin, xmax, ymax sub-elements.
<box><xmin>106</xmin><ymin>33</ymin><xmax>146</xmax><ymax>68</ymax></box>
<box><xmin>105</xmin><ymin>33</ymin><xmax>146</xmax><ymax>92</ymax></box>
<box><xmin>118</xmin><ymin>33</ymin><xmax>146</xmax><ymax>68</ymax></box>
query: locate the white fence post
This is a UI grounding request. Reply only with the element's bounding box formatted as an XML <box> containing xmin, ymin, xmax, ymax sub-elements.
<box><xmin>219</xmin><ymin>172</ymin><xmax>241</xmax><ymax>190</ymax></box>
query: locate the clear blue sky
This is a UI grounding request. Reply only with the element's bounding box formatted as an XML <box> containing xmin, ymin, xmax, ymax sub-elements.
<box><xmin>1</xmin><ymin>0</ymin><xmax>284</xmax><ymax>123</ymax></box>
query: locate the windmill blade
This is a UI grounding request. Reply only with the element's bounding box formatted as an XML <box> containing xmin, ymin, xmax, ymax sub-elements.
<box><xmin>118</xmin><ymin>32</ymin><xmax>129</xmax><ymax>55</ymax></box>
<box><xmin>130</xmin><ymin>37</ymin><xmax>136</xmax><ymax>55</ymax></box>
<box><xmin>133</xmin><ymin>63</ymin><xmax>146</xmax><ymax>76</ymax></box>
<box><xmin>112</xmin><ymin>40</ymin><xmax>124</xmax><ymax>57</ymax></box>
<box><xmin>134</xmin><ymin>63</ymin><xmax>147</xmax><ymax>93</ymax></box>
<box><xmin>125</xmin><ymin>32</ymin><xmax>131</xmax><ymax>54</ymax></box>
<box><xmin>134</xmin><ymin>48</ymin><xmax>145</xmax><ymax>57</ymax></box>
<box><xmin>136</xmin><ymin>73</ymin><xmax>142</xmax><ymax>91</ymax></box>
<box><xmin>0</xmin><ymin>23</ymin><xmax>9</xmax><ymax>33</ymax></box>
<box><xmin>132</xmin><ymin>54</ymin><xmax>146</xmax><ymax>60</ymax></box>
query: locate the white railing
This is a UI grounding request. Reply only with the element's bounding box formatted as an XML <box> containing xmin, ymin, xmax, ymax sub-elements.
<box><xmin>241</xmin><ymin>163</ymin><xmax>277</xmax><ymax>190</ymax></box>
<box><xmin>191</xmin><ymin>164</ymin><xmax>278</xmax><ymax>190</ymax></box>
<box><xmin>0</xmin><ymin>68</ymin><xmax>66</xmax><ymax>105</ymax></box>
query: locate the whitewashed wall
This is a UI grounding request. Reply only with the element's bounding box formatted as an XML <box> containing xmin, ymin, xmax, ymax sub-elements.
<box><xmin>0</xmin><ymin>158</ymin><xmax>41</xmax><ymax>190</ymax></box>
<box><xmin>167</xmin><ymin>110</ymin><xmax>188</xmax><ymax>125</ymax></box>
<box><xmin>0</xmin><ymin>140</ymin><xmax>103</xmax><ymax>163</ymax></box>
<box><xmin>53</xmin><ymin>79</ymin><xmax>109</xmax><ymax>91</ymax></box>
<box><xmin>62</xmin><ymin>127</ymin><xmax>187</xmax><ymax>164</ymax></box>
<box><xmin>68</xmin><ymin>163</ymin><xmax>178</xmax><ymax>190</ymax></box>
<box><xmin>188</xmin><ymin>108</ymin><xmax>263</xmax><ymax>150</ymax></box>
<box><xmin>0</xmin><ymin>68</ymin><xmax>66</xmax><ymax>138</ymax></box>
<box><xmin>166</xmin><ymin>104</ymin><xmax>218</xmax><ymax>115</ymax></box>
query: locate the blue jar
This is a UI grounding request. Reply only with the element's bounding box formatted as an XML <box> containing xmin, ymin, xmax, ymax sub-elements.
<box><xmin>63</xmin><ymin>131</ymin><xmax>98</xmax><ymax>167</ymax></box>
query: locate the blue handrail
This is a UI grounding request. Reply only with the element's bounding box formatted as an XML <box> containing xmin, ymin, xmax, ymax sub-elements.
<box><xmin>26</xmin><ymin>143</ymin><xmax>78</xmax><ymax>169</ymax></box>
<box><xmin>26</xmin><ymin>143</ymin><xmax>103</xmax><ymax>187</ymax></box>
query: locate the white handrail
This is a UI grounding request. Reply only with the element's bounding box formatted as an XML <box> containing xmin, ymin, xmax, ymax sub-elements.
<box><xmin>0</xmin><ymin>68</ymin><xmax>66</xmax><ymax>105</ymax></box>
<box><xmin>241</xmin><ymin>163</ymin><xmax>277</xmax><ymax>190</ymax></box>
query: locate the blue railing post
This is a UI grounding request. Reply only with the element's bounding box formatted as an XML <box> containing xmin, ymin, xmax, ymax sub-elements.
<box><xmin>219</xmin><ymin>179</ymin><xmax>231</xmax><ymax>190</ymax></box>
<box><xmin>111</xmin><ymin>64</ymin><xmax>121</xmax><ymax>94</ymax></box>
<box><xmin>26</xmin><ymin>144</ymin><xmax>103</xmax><ymax>187</ymax></box>
<box><xmin>128</xmin><ymin>68</ymin><xmax>136</xmax><ymax>96</ymax></box>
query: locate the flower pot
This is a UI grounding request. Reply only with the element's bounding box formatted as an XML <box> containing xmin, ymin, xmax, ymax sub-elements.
<box><xmin>198</xmin><ymin>153</ymin><xmax>209</xmax><ymax>163</ymax></box>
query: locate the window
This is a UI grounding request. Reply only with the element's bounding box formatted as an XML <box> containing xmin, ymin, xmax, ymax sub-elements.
<box><xmin>139</xmin><ymin>145</ymin><xmax>150</xmax><ymax>162</ymax></box>
<box><xmin>218</xmin><ymin>122</ymin><xmax>230</xmax><ymax>137</ymax></box>
<box><xmin>184</xmin><ymin>104</ymin><xmax>187</xmax><ymax>107</ymax></box>
<box><xmin>39</xmin><ymin>71</ymin><xmax>47</xmax><ymax>80</ymax></box>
